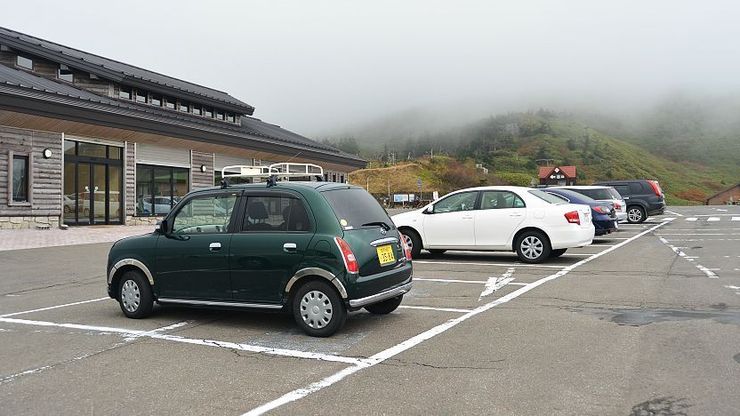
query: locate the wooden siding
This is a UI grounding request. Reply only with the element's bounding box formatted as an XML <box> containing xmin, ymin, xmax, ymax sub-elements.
<box><xmin>124</xmin><ymin>142</ymin><xmax>135</xmax><ymax>217</ymax></box>
<box><xmin>0</xmin><ymin>125</ymin><xmax>62</xmax><ymax>216</ymax></box>
<box><xmin>191</xmin><ymin>150</ymin><xmax>214</xmax><ymax>190</ymax></box>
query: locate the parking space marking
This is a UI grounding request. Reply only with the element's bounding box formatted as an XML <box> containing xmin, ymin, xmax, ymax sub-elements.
<box><xmin>0</xmin><ymin>317</ymin><xmax>364</xmax><ymax>365</ymax></box>
<box><xmin>658</xmin><ymin>237</ymin><xmax>718</xmax><ymax>278</ymax></box>
<box><xmin>479</xmin><ymin>268</ymin><xmax>515</xmax><ymax>300</ymax></box>
<box><xmin>414</xmin><ymin>278</ymin><xmax>486</xmax><ymax>284</ymax></box>
<box><xmin>414</xmin><ymin>260</ymin><xmax>565</xmax><ymax>269</ymax></box>
<box><xmin>0</xmin><ymin>297</ymin><xmax>109</xmax><ymax>318</ymax></box>
<box><xmin>398</xmin><ymin>305</ymin><xmax>473</xmax><ymax>313</ymax></box>
<box><xmin>686</xmin><ymin>217</ymin><xmax>698</xmax><ymax>221</ymax></box>
<box><xmin>241</xmin><ymin>219</ymin><xmax>675</xmax><ymax>416</ymax></box>
<box><xmin>707</xmin><ymin>217</ymin><xmax>721</xmax><ymax>222</ymax></box>
<box><xmin>733</xmin><ymin>217</ymin><xmax>740</xmax><ymax>221</ymax></box>
<box><xmin>665</xmin><ymin>210</ymin><xmax>684</xmax><ymax>217</ymax></box>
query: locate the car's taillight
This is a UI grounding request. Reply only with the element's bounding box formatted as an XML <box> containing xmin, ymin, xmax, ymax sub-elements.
<box><xmin>334</xmin><ymin>237</ymin><xmax>359</xmax><ymax>273</ymax></box>
<box><xmin>647</xmin><ymin>180</ymin><xmax>663</xmax><ymax>197</ymax></box>
<box><xmin>613</xmin><ymin>202</ymin><xmax>621</xmax><ymax>210</ymax></box>
<box><xmin>593</xmin><ymin>206</ymin><xmax>609</xmax><ymax>214</ymax></box>
<box><xmin>564</xmin><ymin>210</ymin><xmax>581</xmax><ymax>225</ymax></box>
<box><xmin>401</xmin><ymin>235</ymin><xmax>412</xmax><ymax>260</ymax></box>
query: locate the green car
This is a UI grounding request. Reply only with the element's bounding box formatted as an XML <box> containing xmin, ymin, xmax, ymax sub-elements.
<box><xmin>106</xmin><ymin>181</ymin><xmax>413</xmax><ymax>337</ymax></box>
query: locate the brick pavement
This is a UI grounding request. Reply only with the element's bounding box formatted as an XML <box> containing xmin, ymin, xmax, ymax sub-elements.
<box><xmin>0</xmin><ymin>225</ymin><xmax>157</xmax><ymax>251</ymax></box>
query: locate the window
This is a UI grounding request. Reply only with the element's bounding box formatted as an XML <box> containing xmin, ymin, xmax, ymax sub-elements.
<box><xmin>216</xmin><ymin>111</ymin><xmax>225</xmax><ymax>120</ymax></box>
<box><xmin>242</xmin><ymin>196</ymin><xmax>312</xmax><ymax>232</ymax></box>
<box><xmin>204</xmin><ymin>107</ymin><xmax>213</xmax><ymax>118</ymax></box>
<box><xmin>613</xmin><ymin>184</ymin><xmax>630</xmax><ymax>196</ymax></box>
<box><xmin>192</xmin><ymin>105</ymin><xmax>202</xmax><ymax>116</ymax></box>
<box><xmin>119</xmin><ymin>86</ymin><xmax>132</xmax><ymax>100</ymax></box>
<box><xmin>16</xmin><ymin>55</ymin><xmax>32</xmax><ymax>70</ymax></box>
<box><xmin>179</xmin><ymin>101</ymin><xmax>190</xmax><ymax>113</ymax></box>
<box><xmin>172</xmin><ymin>193</ymin><xmax>237</xmax><ymax>234</ymax></box>
<box><xmin>480</xmin><ymin>191</ymin><xmax>525</xmax><ymax>209</ymax></box>
<box><xmin>11</xmin><ymin>155</ymin><xmax>29</xmax><ymax>202</ymax></box>
<box><xmin>77</xmin><ymin>142</ymin><xmax>107</xmax><ymax>158</ymax></box>
<box><xmin>529</xmin><ymin>189</ymin><xmax>566</xmax><ymax>204</ymax></box>
<box><xmin>629</xmin><ymin>182</ymin><xmax>644</xmax><ymax>194</ymax></box>
<box><xmin>165</xmin><ymin>98</ymin><xmax>176</xmax><ymax>109</ymax></box>
<box><xmin>432</xmin><ymin>192</ymin><xmax>478</xmax><ymax>213</ymax></box>
<box><xmin>226</xmin><ymin>113</ymin><xmax>236</xmax><ymax>123</ymax></box>
<box><xmin>323</xmin><ymin>188</ymin><xmax>391</xmax><ymax>230</ymax></box>
<box><xmin>135</xmin><ymin>90</ymin><xmax>148</xmax><ymax>103</ymax></box>
<box><xmin>58</xmin><ymin>64</ymin><xmax>73</xmax><ymax>82</ymax></box>
<box><xmin>572</xmin><ymin>188</ymin><xmax>612</xmax><ymax>200</ymax></box>
<box><xmin>150</xmin><ymin>95</ymin><xmax>162</xmax><ymax>107</ymax></box>
<box><xmin>136</xmin><ymin>165</ymin><xmax>190</xmax><ymax>216</ymax></box>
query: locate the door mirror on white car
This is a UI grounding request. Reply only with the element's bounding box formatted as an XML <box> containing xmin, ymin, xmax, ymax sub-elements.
<box><xmin>423</xmin><ymin>205</ymin><xmax>434</xmax><ymax>214</ymax></box>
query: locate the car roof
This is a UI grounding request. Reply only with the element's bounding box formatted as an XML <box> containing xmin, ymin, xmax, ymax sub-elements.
<box><xmin>553</xmin><ymin>185</ymin><xmax>613</xmax><ymax>190</ymax></box>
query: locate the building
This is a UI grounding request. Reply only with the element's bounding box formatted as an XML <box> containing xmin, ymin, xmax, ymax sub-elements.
<box><xmin>0</xmin><ymin>26</ymin><xmax>365</xmax><ymax>229</ymax></box>
<box><xmin>538</xmin><ymin>165</ymin><xmax>577</xmax><ymax>186</ymax></box>
<box><xmin>705</xmin><ymin>184</ymin><xmax>740</xmax><ymax>205</ymax></box>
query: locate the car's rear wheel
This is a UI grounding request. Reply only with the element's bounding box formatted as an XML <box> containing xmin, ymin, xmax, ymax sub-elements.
<box><xmin>516</xmin><ymin>231</ymin><xmax>551</xmax><ymax>264</ymax></box>
<box><xmin>400</xmin><ymin>229</ymin><xmax>422</xmax><ymax>259</ymax></box>
<box><xmin>118</xmin><ymin>270</ymin><xmax>153</xmax><ymax>319</ymax></box>
<box><xmin>365</xmin><ymin>295</ymin><xmax>403</xmax><ymax>314</ymax></box>
<box><xmin>428</xmin><ymin>249</ymin><xmax>446</xmax><ymax>256</ymax></box>
<box><xmin>550</xmin><ymin>248</ymin><xmax>567</xmax><ymax>258</ymax></box>
<box><xmin>293</xmin><ymin>280</ymin><xmax>346</xmax><ymax>337</ymax></box>
<box><xmin>627</xmin><ymin>206</ymin><xmax>646</xmax><ymax>224</ymax></box>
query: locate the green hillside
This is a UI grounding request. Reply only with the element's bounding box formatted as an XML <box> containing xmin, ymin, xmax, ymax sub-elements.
<box><xmin>346</xmin><ymin>112</ymin><xmax>738</xmax><ymax>205</ymax></box>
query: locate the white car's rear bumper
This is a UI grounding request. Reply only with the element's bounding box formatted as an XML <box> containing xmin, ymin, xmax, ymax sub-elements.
<box><xmin>549</xmin><ymin>224</ymin><xmax>595</xmax><ymax>250</ymax></box>
<box><xmin>616</xmin><ymin>212</ymin><xmax>628</xmax><ymax>222</ymax></box>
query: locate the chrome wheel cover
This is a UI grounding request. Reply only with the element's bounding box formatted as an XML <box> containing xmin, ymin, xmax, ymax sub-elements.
<box><xmin>628</xmin><ymin>208</ymin><xmax>642</xmax><ymax>222</ymax></box>
<box><xmin>520</xmin><ymin>236</ymin><xmax>544</xmax><ymax>260</ymax></box>
<box><xmin>402</xmin><ymin>233</ymin><xmax>413</xmax><ymax>250</ymax></box>
<box><xmin>121</xmin><ymin>279</ymin><xmax>141</xmax><ymax>313</ymax></box>
<box><xmin>300</xmin><ymin>290</ymin><xmax>333</xmax><ymax>329</ymax></box>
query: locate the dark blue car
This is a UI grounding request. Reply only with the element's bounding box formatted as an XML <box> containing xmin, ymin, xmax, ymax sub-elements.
<box><xmin>543</xmin><ymin>188</ymin><xmax>618</xmax><ymax>236</ymax></box>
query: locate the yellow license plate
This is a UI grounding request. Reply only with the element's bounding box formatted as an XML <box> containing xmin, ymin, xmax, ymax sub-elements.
<box><xmin>376</xmin><ymin>245</ymin><xmax>396</xmax><ymax>266</ymax></box>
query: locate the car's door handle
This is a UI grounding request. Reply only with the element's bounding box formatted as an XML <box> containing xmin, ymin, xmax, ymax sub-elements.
<box><xmin>509</xmin><ymin>213</ymin><xmax>523</xmax><ymax>217</ymax></box>
<box><xmin>209</xmin><ymin>242</ymin><xmax>222</xmax><ymax>252</ymax></box>
<box><xmin>461</xmin><ymin>215</ymin><xmax>473</xmax><ymax>220</ymax></box>
<box><xmin>623</xmin><ymin>196</ymin><xmax>630</xmax><ymax>199</ymax></box>
<box><xmin>283</xmin><ymin>242</ymin><xmax>297</xmax><ymax>253</ymax></box>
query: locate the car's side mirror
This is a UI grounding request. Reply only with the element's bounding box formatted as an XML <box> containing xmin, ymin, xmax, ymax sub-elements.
<box><xmin>423</xmin><ymin>205</ymin><xmax>433</xmax><ymax>214</ymax></box>
<box><xmin>158</xmin><ymin>219</ymin><xmax>168</xmax><ymax>234</ymax></box>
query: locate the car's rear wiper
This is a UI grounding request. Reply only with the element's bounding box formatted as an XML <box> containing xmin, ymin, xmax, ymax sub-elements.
<box><xmin>361</xmin><ymin>221</ymin><xmax>391</xmax><ymax>231</ymax></box>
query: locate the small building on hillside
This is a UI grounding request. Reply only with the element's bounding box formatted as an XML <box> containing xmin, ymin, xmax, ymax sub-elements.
<box><xmin>538</xmin><ymin>166</ymin><xmax>577</xmax><ymax>186</ymax></box>
<box><xmin>705</xmin><ymin>184</ymin><xmax>740</xmax><ymax>205</ymax></box>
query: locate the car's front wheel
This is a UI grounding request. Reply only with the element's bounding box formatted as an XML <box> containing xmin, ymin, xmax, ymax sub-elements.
<box><xmin>293</xmin><ymin>280</ymin><xmax>346</xmax><ymax>337</ymax></box>
<box><xmin>400</xmin><ymin>229</ymin><xmax>422</xmax><ymax>259</ymax></box>
<box><xmin>118</xmin><ymin>270</ymin><xmax>154</xmax><ymax>319</ymax></box>
<box><xmin>627</xmin><ymin>206</ymin><xmax>646</xmax><ymax>224</ymax></box>
<box><xmin>365</xmin><ymin>295</ymin><xmax>403</xmax><ymax>314</ymax></box>
<box><xmin>516</xmin><ymin>231</ymin><xmax>551</xmax><ymax>263</ymax></box>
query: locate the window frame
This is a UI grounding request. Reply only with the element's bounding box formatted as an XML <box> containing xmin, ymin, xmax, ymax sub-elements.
<box><xmin>430</xmin><ymin>191</ymin><xmax>480</xmax><ymax>214</ymax></box>
<box><xmin>57</xmin><ymin>64</ymin><xmax>74</xmax><ymax>83</ymax></box>
<box><xmin>135</xmin><ymin>164</ymin><xmax>190</xmax><ymax>217</ymax></box>
<box><xmin>16</xmin><ymin>55</ymin><xmax>33</xmax><ymax>70</ymax></box>
<box><xmin>238</xmin><ymin>191</ymin><xmax>314</xmax><ymax>233</ymax></box>
<box><xmin>7</xmin><ymin>150</ymin><xmax>33</xmax><ymax>206</ymax></box>
<box><xmin>168</xmin><ymin>190</ymin><xmax>240</xmax><ymax>235</ymax></box>
<box><xmin>479</xmin><ymin>190</ymin><xmax>527</xmax><ymax>210</ymax></box>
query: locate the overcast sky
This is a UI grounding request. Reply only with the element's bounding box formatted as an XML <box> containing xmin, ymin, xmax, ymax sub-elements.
<box><xmin>3</xmin><ymin>1</ymin><xmax>740</xmax><ymax>136</ymax></box>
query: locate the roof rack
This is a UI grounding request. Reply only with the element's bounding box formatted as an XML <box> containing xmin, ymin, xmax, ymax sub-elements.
<box><xmin>220</xmin><ymin>162</ymin><xmax>324</xmax><ymax>188</ymax></box>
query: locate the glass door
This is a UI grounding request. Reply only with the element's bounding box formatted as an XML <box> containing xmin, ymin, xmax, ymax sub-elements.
<box><xmin>92</xmin><ymin>164</ymin><xmax>107</xmax><ymax>224</ymax></box>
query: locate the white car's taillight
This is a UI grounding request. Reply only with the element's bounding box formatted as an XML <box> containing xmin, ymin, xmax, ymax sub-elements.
<box><xmin>334</xmin><ymin>237</ymin><xmax>359</xmax><ymax>273</ymax></box>
<box><xmin>564</xmin><ymin>210</ymin><xmax>581</xmax><ymax>225</ymax></box>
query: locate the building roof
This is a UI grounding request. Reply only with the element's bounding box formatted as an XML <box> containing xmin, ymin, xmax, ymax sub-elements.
<box><xmin>0</xmin><ymin>26</ymin><xmax>254</xmax><ymax>114</ymax></box>
<box><xmin>538</xmin><ymin>165</ymin><xmax>577</xmax><ymax>179</ymax></box>
<box><xmin>0</xmin><ymin>63</ymin><xmax>365</xmax><ymax>168</ymax></box>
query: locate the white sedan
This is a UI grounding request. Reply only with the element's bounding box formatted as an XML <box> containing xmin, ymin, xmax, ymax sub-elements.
<box><xmin>391</xmin><ymin>186</ymin><xmax>595</xmax><ymax>263</ymax></box>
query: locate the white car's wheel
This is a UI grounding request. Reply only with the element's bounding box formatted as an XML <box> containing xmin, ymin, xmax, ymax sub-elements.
<box><xmin>516</xmin><ymin>231</ymin><xmax>551</xmax><ymax>264</ymax></box>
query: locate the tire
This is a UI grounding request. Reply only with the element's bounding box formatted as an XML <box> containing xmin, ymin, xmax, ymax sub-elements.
<box><xmin>292</xmin><ymin>280</ymin><xmax>346</xmax><ymax>337</ymax></box>
<box><xmin>428</xmin><ymin>249</ymin><xmax>446</xmax><ymax>256</ymax></box>
<box><xmin>118</xmin><ymin>270</ymin><xmax>154</xmax><ymax>319</ymax></box>
<box><xmin>627</xmin><ymin>206</ymin><xmax>646</xmax><ymax>224</ymax></box>
<box><xmin>550</xmin><ymin>248</ymin><xmax>567</xmax><ymax>258</ymax></box>
<box><xmin>400</xmin><ymin>229</ymin><xmax>422</xmax><ymax>259</ymax></box>
<box><xmin>365</xmin><ymin>295</ymin><xmax>403</xmax><ymax>315</ymax></box>
<box><xmin>515</xmin><ymin>231</ymin><xmax>551</xmax><ymax>264</ymax></box>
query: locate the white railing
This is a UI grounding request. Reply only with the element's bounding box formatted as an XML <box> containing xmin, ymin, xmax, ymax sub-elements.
<box><xmin>221</xmin><ymin>162</ymin><xmax>324</xmax><ymax>180</ymax></box>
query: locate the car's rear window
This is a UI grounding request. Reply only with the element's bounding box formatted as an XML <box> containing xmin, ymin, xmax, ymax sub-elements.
<box><xmin>608</xmin><ymin>187</ymin><xmax>623</xmax><ymax>199</ymax></box>
<box><xmin>571</xmin><ymin>188</ymin><xmax>613</xmax><ymax>200</ymax></box>
<box><xmin>529</xmin><ymin>189</ymin><xmax>567</xmax><ymax>204</ymax></box>
<box><xmin>322</xmin><ymin>188</ymin><xmax>394</xmax><ymax>230</ymax></box>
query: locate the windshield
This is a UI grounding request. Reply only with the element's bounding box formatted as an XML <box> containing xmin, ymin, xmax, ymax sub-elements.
<box><xmin>571</xmin><ymin>188</ymin><xmax>613</xmax><ymax>200</ymax></box>
<box><xmin>529</xmin><ymin>189</ymin><xmax>567</xmax><ymax>204</ymax></box>
<box><xmin>322</xmin><ymin>188</ymin><xmax>394</xmax><ymax>230</ymax></box>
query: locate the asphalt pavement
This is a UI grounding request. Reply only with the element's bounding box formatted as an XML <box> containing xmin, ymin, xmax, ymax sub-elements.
<box><xmin>0</xmin><ymin>206</ymin><xmax>738</xmax><ymax>415</ymax></box>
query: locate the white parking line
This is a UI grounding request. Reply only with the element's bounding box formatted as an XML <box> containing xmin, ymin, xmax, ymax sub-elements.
<box><xmin>398</xmin><ymin>305</ymin><xmax>473</xmax><ymax>313</ymax></box>
<box><xmin>414</xmin><ymin>260</ymin><xmax>564</xmax><ymax>269</ymax></box>
<box><xmin>0</xmin><ymin>317</ymin><xmax>363</xmax><ymax>365</ymax></box>
<box><xmin>707</xmin><ymin>217</ymin><xmax>720</xmax><ymax>222</ymax></box>
<box><xmin>733</xmin><ymin>217</ymin><xmax>740</xmax><ymax>221</ymax></box>
<box><xmin>686</xmin><ymin>217</ymin><xmax>698</xmax><ymax>222</ymax></box>
<box><xmin>0</xmin><ymin>297</ymin><xmax>109</xmax><ymax>318</ymax></box>
<box><xmin>665</xmin><ymin>210</ymin><xmax>684</xmax><ymax>217</ymax></box>
<box><xmin>240</xmin><ymin>219</ymin><xmax>675</xmax><ymax>416</ymax></box>
<box><xmin>414</xmin><ymin>278</ymin><xmax>485</xmax><ymax>284</ymax></box>
<box><xmin>657</xmin><ymin>237</ymin><xmax>718</xmax><ymax>278</ymax></box>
